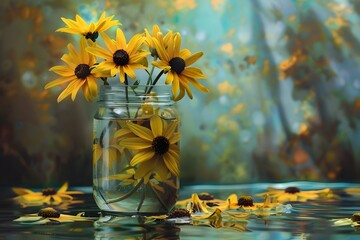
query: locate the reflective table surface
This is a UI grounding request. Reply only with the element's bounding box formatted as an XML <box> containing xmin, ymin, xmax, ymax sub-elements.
<box><xmin>1</xmin><ymin>182</ymin><xmax>360</xmax><ymax>239</ymax></box>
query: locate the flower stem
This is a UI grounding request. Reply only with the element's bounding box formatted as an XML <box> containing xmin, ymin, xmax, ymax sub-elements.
<box><xmin>137</xmin><ymin>186</ymin><xmax>146</xmax><ymax>211</ymax></box>
<box><xmin>124</xmin><ymin>74</ymin><xmax>130</xmax><ymax>118</ymax></box>
<box><xmin>149</xmin><ymin>182</ymin><xmax>169</xmax><ymax>212</ymax></box>
<box><xmin>146</xmin><ymin>70</ymin><xmax>164</xmax><ymax>95</ymax></box>
<box><xmin>106</xmin><ymin>178</ymin><xmax>144</xmax><ymax>204</ymax></box>
<box><xmin>101</xmin><ymin>77</ymin><xmax>109</xmax><ymax>85</ymax></box>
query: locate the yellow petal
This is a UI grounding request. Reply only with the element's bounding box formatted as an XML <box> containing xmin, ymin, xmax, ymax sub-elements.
<box><xmin>49</xmin><ymin>66</ymin><xmax>75</xmax><ymax>77</ymax></box>
<box><xmin>184</xmin><ymin>52</ymin><xmax>203</xmax><ymax>66</ymax></box>
<box><xmin>120</xmin><ymin>137</ymin><xmax>152</xmax><ymax>150</ymax></box>
<box><xmin>181</xmin><ymin>67</ymin><xmax>207</xmax><ymax>79</ymax></box>
<box><xmin>130</xmin><ymin>150</ymin><xmax>155</xmax><ymax>166</ymax></box>
<box><xmin>173</xmin><ymin>33</ymin><xmax>181</xmax><ymax>57</ymax></box>
<box><xmin>101</xmin><ymin>31</ymin><xmax>117</xmax><ymax>54</ymax></box>
<box><xmin>154</xmin><ymin>38</ymin><xmax>170</xmax><ymax>62</ymax></box>
<box><xmin>86</xmin><ymin>46</ymin><xmax>112</xmax><ymax>60</ymax></box>
<box><xmin>71</xmin><ymin>80</ymin><xmax>86</xmax><ymax>101</ymax></box>
<box><xmin>169</xmin><ymin>132</ymin><xmax>180</xmax><ymax>144</ymax></box>
<box><xmin>44</xmin><ymin>76</ymin><xmax>76</xmax><ymax>89</ymax></box>
<box><xmin>57</xmin><ymin>182</ymin><xmax>69</xmax><ymax>193</ymax></box>
<box><xmin>171</xmin><ymin>74</ymin><xmax>180</xmax><ymax>97</ymax></box>
<box><xmin>127</xmin><ymin>122</ymin><xmax>154</xmax><ymax>141</ymax></box>
<box><xmin>12</xmin><ymin>187</ymin><xmax>34</xmax><ymax>196</ymax></box>
<box><xmin>165</xmin><ymin>71</ymin><xmax>174</xmax><ymax>84</ymax></box>
<box><xmin>150</xmin><ymin>115</ymin><xmax>163</xmax><ymax>137</ymax></box>
<box><xmin>115</xmin><ymin>28</ymin><xmax>127</xmax><ymax>49</ymax></box>
<box><xmin>162</xmin><ymin>152</ymin><xmax>179</xmax><ymax>176</ymax></box>
<box><xmin>123</xmin><ymin>65</ymin><xmax>136</xmax><ymax>79</ymax></box>
<box><xmin>163</xmin><ymin>121</ymin><xmax>178</xmax><ymax>139</ymax></box>
<box><xmin>114</xmin><ymin>128</ymin><xmax>133</xmax><ymax>139</ymax></box>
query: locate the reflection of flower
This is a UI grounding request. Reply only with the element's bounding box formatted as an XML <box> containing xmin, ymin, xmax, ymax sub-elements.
<box><xmin>93</xmin><ymin>133</ymin><xmax>123</xmax><ymax>167</ymax></box>
<box><xmin>256</xmin><ymin>186</ymin><xmax>333</xmax><ymax>202</ymax></box>
<box><xmin>344</xmin><ymin>187</ymin><xmax>360</xmax><ymax>196</ymax></box>
<box><xmin>45</xmin><ymin>37</ymin><xmax>109</xmax><ymax>102</ymax></box>
<box><xmin>192</xmin><ymin>208</ymin><xmax>250</xmax><ymax>232</ymax></box>
<box><xmin>12</xmin><ymin>182</ymin><xmax>83</xmax><ymax>205</ymax></box>
<box><xmin>56</xmin><ymin>12</ymin><xmax>120</xmax><ymax>42</ymax></box>
<box><xmin>331</xmin><ymin>212</ymin><xmax>360</xmax><ymax>228</ymax></box>
<box><xmin>14</xmin><ymin>207</ymin><xmax>96</xmax><ymax>225</ymax></box>
<box><xmin>120</xmin><ymin>115</ymin><xmax>180</xmax><ymax>179</ymax></box>
<box><xmin>87</xmin><ymin>28</ymin><xmax>149</xmax><ymax>83</ymax></box>
<box><xmin>153</xmin><ymin>33</ymin><xmax>208</xmax><ymax>100</ymax></box>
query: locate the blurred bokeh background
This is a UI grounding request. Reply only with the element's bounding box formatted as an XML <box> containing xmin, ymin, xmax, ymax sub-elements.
<box><xmin>1</xmin><ymin>0</ymin><xmax>360</xmax><ymax>187</ymax></box>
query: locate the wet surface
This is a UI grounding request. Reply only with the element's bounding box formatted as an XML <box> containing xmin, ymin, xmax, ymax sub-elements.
<box><xmin>1</xmin><ymin>182</ymin><xmax>360</xmax><ymax>239</ymax></box>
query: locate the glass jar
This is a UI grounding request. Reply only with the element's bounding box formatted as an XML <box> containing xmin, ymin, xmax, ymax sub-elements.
<box><xmin>93</xmin><ymin>85</ymin><xmax>180</xmax><ymax>216</ymax></box>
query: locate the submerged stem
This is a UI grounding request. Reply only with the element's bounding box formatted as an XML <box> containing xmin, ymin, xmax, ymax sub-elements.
<box><xmin>137</xmin><ymin>186</ymin><xmax>146</xmax><ymax>211</ymax></box>
<box><xmin>124</xmin><ymin>74</ymin><xmax>131</xmax><ymax>118</ymax></box>
<box><xmin>106</xmin><ymin>178</ymin><xmax>145</xmax><ymax>204</ymax></box>
<box><xmin>149</xmin><ymin>182</ymin><xmax>169</xmax><ymax>212</ymax></box>
<box><xmin>146</xmin><ymin>70</ymin><xmax>164</xmax><ymax>95</ymax></box>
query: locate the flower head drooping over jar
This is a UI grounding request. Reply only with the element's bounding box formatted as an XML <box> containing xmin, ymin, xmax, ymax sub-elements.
<box><xmin>44</xmin><ymin>12</ymin><xmax>208</xmax><ymax>215</ymax></box>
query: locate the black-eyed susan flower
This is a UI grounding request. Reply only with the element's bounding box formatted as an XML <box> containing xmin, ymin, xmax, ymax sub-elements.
<box><xmin>14</xmin><ymin>207</ymin><xmax>96</xmax><ymax>224</ymax></box>
<box><xmin>144</xmin><ymin>24</ymin><xmax>173</xmax><ymax>59</ymax></box>
<box><xmin>56</xmin><ymin>12</ymin><xmax>120</xmax><ymax>42</ymax></box>
<box><xmin>176</xmin><ymin>193</ymin><xmax>210</xmax><ymax>213</ymax></box>
<box><xmin>12</xmin><ymin>182</ymin><xmax>83</xmax><ymax>205</ymax></box>
<box><xmin>45</xmin><ymin>37</ymin><xmax>110</xmax><ymax>102</ymax></box>
<box><xmin>229</xmin><ymin>194</ymin><xmax>292</xmax><ymax>217</ymax></box>
<box><xmin>119</xmin><ymin>115</ymin><xmax>180</xmax><ymax>180</ymax></box>
<box><xmin>152</xmin><ymin>33</ymin><xmax>208</xmax><ymax>100</ymax></box>
<box><xmin>256</xmin><ymin>186</ymin><xmax>333</xmax><ymax>202</ymax></box>
<box><xmin>87</xmin><ymin>28</ymin><xmax>149</xmax><ymax>83</ymax></box>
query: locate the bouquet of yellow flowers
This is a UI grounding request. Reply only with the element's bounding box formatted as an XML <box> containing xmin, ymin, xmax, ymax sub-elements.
<box><xmin>44</xmin><ymin>12</ymin><xmax>208</xmax><ymax>102</ymax></box>
<box><xmin>44</xmin><ymin>12</ymin><xmax>208</xmax><ymax>215</ymax></box>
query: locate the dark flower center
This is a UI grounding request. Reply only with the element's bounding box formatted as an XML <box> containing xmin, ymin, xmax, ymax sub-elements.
<box><xmin>167</xmin><ymin>209</ymin><xmax>191</xmax><ymax>218</ymax></box>
<box><xmin>152</xmin><ymin>136</ymin><xmax>170</xmax><ymax>155</ymax></box>
<box><xmin>238</xmin><ymin>196</ymin><xmax>254</xmax><ymax>207</ymax></box>
<box><xmin>284</xmin><ymin>186</ymin><xmax>301</xmax><ymax>194</ymax></box>
<box><xmin>198</xmin><ymin>192</ymin><xmax>214</xmax><ymax>201</ymax></box>
<box><xmin>74</xmin><ymin>64</ymin><xmax>91</xmax><ymax>79</ymax></box>
<box><xmin>38</xmin><ymin>207</ymin><xmax>60</xmax><ymax>218</ymax></box>
<box><xmin>42</xmin><ymin>187</ymin><xmax>57</xmax><ymax>196</ymax></box>
<box><xmin>113</xmin><ymin>49</ymin><xmax>130</xmax><ymax>66</ymax></box>
<box><xmin>206</xmin><ymin>202</ymin><xmax>219</xmax><ymax>207</ymax></box>
<box><xmin>85</xmin><ymin>32</ymin><xmax>99</xmax><ymax>42</ymax></box>
<box><xmin>351</xmin><ymin>213</ymin><xmax>360</xmax><ymax>222</ymax></box>
<box><xmin>169</xmin><ymin>57</ymin><xmax>185</xmax><ymax>75</ymax></box>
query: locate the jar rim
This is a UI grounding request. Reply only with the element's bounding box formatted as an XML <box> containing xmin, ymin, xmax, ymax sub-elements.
<box><xmin>100</xmin><ymin>84</ymin><xmax>170</xmax><ymax>89</ymax></box>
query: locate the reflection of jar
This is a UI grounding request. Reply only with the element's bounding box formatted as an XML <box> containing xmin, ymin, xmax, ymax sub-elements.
<box><xmin>93</xmin><ymin>85</ymin><xmax>180</xmax><ymax>215</ymax></box>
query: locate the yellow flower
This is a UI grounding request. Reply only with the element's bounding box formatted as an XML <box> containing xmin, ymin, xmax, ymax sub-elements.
<box><xmin>45</xmin><ymin>37</ymin><xmax>109</xmax><ymax>102</ymax></box>
<box><xmin>144</xmin><ymin>24</ymin><xmax>173</xmax><ymax>58</ymax></box>
<box><xmin>256</xmin><ymin>186</ymin><xmax>333</xmax><ymax>202</ymax></box>
<box><xmin>120</xmin><ymin>115</ymin><xmax>180</xmax><ymax>181</ymax></box>
<box><xmin>176</xmin><ymin>193</ymin><xmax>210</xmax><ymax>213</ymax></box>
<box><xmin>56</xmin><ymin>12</ymin><xmax>120</xmax><ymax>42</ymax></box>
<box><xmin>12</xmin><ymin>182</ymin><xmax>83</xmax><ymax>205</ymax></box>
<box><xmin>87</xmin><ymin>28</ymin><xmax>149</xmax><ymax>83</ymax></box>
<box><xmin>152</xmin><ymin>33</ymin><xmax>208</xmax><ymax>100</ymax></box>
<box><xmin>14</xmin><ymin>207</ymin><xmax>96</xmax><ymax>225</ymax></box>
